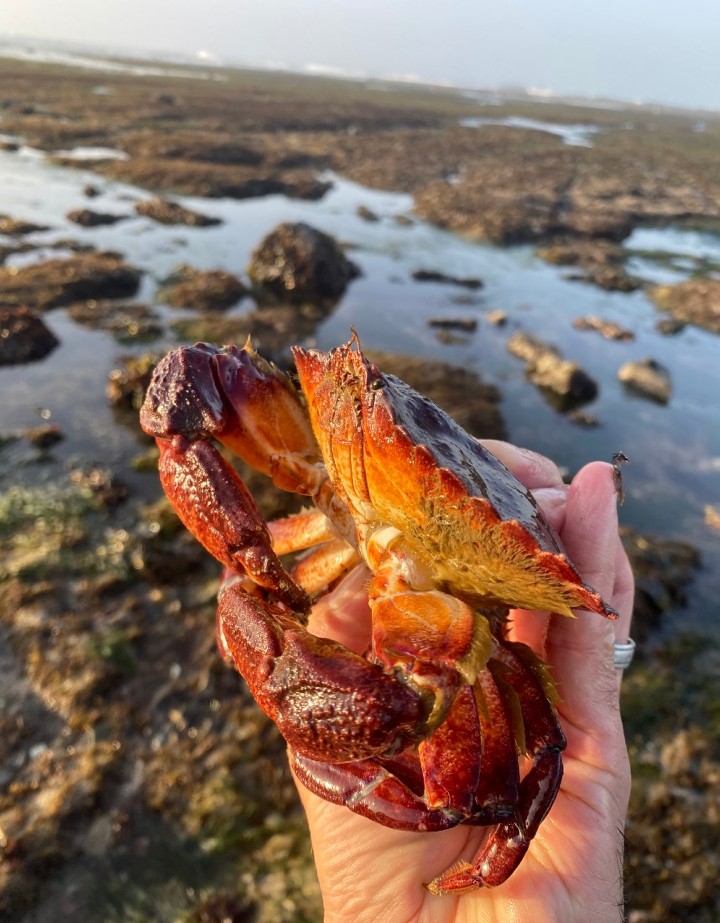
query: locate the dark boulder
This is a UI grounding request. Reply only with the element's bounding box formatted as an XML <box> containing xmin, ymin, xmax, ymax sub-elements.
<box><xmin>0</xmin><ymin>307</ymin><xmax>59</xmax><ymax>365</ymax></box>
<box><xmin>247</xmin><ymin>222</ymin><xmax>359</xmax><ymax>304</ymax></box>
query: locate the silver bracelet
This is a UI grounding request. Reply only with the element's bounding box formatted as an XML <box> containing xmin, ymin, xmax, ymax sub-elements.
<box><xmin>614</xmin><ymin>638</ymin><xmax>636</xmax><ymax>671</ymax></box>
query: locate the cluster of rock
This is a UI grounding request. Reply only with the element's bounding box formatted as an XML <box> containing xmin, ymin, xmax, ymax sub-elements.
<box><xmin>650</xmin><ymin>279</ymin><xmax>720</xmax><ymax>334</ymax></box>
<box><xmin>507</xmin><ymin>331</ymin><xmax>598</xmax><ymax>410</ymax></box>
<box><xmin>157</xmin><ymin>265</ymin><xmax>246</xmax><ymax>310</ymax></box>
<box><xmin>537</xmin><ymin>239</ymin><xmax>641</xmax><ymax>292</ymax></box>
<box><xmin>0</xmin><ymin>252</ymin><xmax>143</xmax><ymax>366</ymax></box>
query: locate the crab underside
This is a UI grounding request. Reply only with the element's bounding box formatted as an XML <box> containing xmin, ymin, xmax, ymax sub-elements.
<box><xmin>140</xmin><ymin>336</ymin><xmax>616</xmax><ymax>893</ymax></box>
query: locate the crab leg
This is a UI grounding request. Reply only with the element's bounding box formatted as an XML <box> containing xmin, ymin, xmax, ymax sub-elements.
<box><xmin>427</xmin><ymin>642</ymin><xmax>566</xmax><ymax>893</ymax></box>
<box><xmin>268</xmin><ymin>508</ymin><xmax>338</xmax><ymax>554</ymax></box>
<box><xmin>157</xmin><ymin>435</ymin><xmax>309</xmax><ymax>611</ymax></box>
<box><xmin>290</xmin><ymin>749</ymin><xmax>464</xmax><ymax>832</ymax></box>
<box><xmin>289</xmin><ymin>540</ymin><xmax>361</xmax><ymax>596</ymax></box>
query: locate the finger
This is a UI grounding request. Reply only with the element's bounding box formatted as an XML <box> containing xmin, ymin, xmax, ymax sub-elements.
<box><xmin>531</xmin><ymin>484</ymin><xmax>569</xmax><ymax>534</ymax></box>
<box><xmin>611</xmin><ymin>540</ymin><xmax>634</xmax><ymax>646</ymax></box>
<box><xmin>544</xmin><ymin>462</ymin><xmax>625</xmax><ymax>726</ymax></box>
<box><xmin>480</xmin><ymin>439</ymin><xmax>566</xmax><ymax>490</ymax></box>
<box><xmin>505</xmin><ymin>482</ymin><xmax>569</xmax><ymax>652</ymax></box>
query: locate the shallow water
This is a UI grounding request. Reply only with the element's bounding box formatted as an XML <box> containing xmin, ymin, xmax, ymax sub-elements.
<box><xmin>459</xmin><ymin>115</ymin><xmax>602</xmax><ymax>146</ymax></box>
<box><xmin>1</xmin><ymin>146</ymin><xmax>718</xmax><ymax>640</ymax></box>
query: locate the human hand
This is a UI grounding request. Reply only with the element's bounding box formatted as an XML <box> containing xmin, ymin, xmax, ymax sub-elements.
<box><xmin>294</xmin><ymin>441</ymin><xmax>634</xmax><ymax>923</ymax></box>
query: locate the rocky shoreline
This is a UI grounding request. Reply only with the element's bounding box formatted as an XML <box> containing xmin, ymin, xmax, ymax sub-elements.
<box><xmin>1</xmin><ymin>54</ymin><xmax>719</xmax><ymax>922</ymax></box>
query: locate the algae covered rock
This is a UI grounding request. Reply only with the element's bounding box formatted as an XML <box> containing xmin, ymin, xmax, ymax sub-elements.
<box><xmin>248</xmin><ymin>222</ymin><xmax>359</xmax><ymax>303</ymax></box>
<box><xmin>618</xmin><ymin>358</ymin><xmax>672</xmax><ymax>404</ymax></box>
<box><xmin>0</xmin><ymin>306</ymin><xmax>59</xmax><ymax>365</ymax></box>
<box><xmin>649</xmin><ymin>278</ymin><xmax>720</xmax><ymax>334</ymax></box>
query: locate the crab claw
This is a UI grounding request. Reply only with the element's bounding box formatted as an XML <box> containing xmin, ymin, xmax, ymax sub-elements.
<box><xmin>140</xmin><ymin>342</ymin><xmax>323</xmax><ymax>494</ymax></box>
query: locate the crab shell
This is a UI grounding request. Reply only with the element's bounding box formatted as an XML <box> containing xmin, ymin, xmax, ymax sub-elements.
<box><xmin>291</xmin><ymin>341</ymin><xmax>614</xmax><ymax>620</ymax></box>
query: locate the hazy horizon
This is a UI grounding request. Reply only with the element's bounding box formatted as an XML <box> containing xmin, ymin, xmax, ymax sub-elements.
<box><xmin>1</xmin><ymin>1</ymin><xmax>719</xmax><ymax>112</ymax></box>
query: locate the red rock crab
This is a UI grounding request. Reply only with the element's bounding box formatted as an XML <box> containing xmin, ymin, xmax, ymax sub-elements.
<box><xmin>140</xmin><ymin>336</ymin><xmax>617</xmax><ymax>893</ymax></box>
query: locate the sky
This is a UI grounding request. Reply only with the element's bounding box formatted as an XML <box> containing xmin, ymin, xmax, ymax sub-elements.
<box><xmin>1</xmin><ymin>0</ymin><xmax>719</xmax><ymax>112</ymax></box>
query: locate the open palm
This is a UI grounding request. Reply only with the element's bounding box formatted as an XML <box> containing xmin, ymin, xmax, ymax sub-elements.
<box><xmin>295</xmin><ymin>444</ymin><xmax>633</xmax><ymax>923</ymax></box>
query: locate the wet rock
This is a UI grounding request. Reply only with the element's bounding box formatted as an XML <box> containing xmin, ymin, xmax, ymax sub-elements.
<box><xmin>656</xmin><ymin>316</ymin><xmax>686</xmax><ymax>336</ymax></box>
<box><xmin>427</xmin><ymin>316</ymin><xmax>478</xmax><ymax>332</ymax></box>
<box><xmin>83</xmin><ymin>184</ymin><xmax>101</xmax><ymax>198</ymax></box>
<box><xmin>67</xmin><ymin>300</ymin><xmax>163</xmax><ymax>343</ymax></box>
<box><xmin>356</xmin><ymin>205</ymin><xmax>379</xmax><ymax>222</ymax></box>
<box><xmin>68</xmin><ymin>466</ymin><xmax>128</xmax><ymax>509</ymax></box>
<box><xmin>135</xmin><ymin>197</ymin><xmax>222</xmax><ymax>227</ymax></box>
<box><xmin>618</xmin><ymin>358</ymin><xmax>672</xmax><ymax>404</ymax></box>
<box><xmin>0</xmin><ymin>241</ymin><xmax>37</xmax><ymax>265</ymax></box>
<box><xmin>567</xmin><ymin>265</ymin><xmax>642</xmax><ymax>292</ymax></box>
<box><xmin>567</xmin><ymin>409</ymin><xmax>600</xmax><ymax>427</ymax></box>
<box><xmin>0</xmin><ymin>254</ymin><xmax>142</xmax><ymax>311</ymax></box>
<box><xmin>412</xmin><ymin>269</ymin><xmax>483</xmax><ymax>289</ymax></box>
<box><xmin>0</xmin><ymin>214</ymin><xmax>49</xmax><ymax>235</ymax></box>
<box><xmin>507</xmin><ymin>331</ymin><xmax>599</xmax><ymax>409</ymax></box>
<box><xmin>157</xmin><ymin>265</ymin><xmax>246</xmax><ymax>310</ymax></box>
<box><xmin>538</xmin><ymin>237</ymin><xmax>626</xmax><ymax>268</ymax></box>
<box><xmin>22</xmin><ymin>424</ymin><xmax>63</xmax><ymax>449</ymax></box>
<box><xmin>190</xmin><ymin>892</ymin><xmax>258</xmax><ymax>923</ymax></box>
<box><xmin>66</xmin><ymin>208</ymin><xmax>125</xmax><ymax>227</ymax></box>
<box><xmin>106</xmin><ymin>353</ymin><xmax>161</xmax><ymax>415</ymax></box>
<box><xmin>99</xmin><ymin>157</ymin><xmax>332</xmax><ymax>202</ymax></box>
<box><xmin>485</xmin><ymin>309</ymin><xmax>508</xmax><ymax>326</ymax></box>
<box><xmin>247</xmin><ymin>222</ymin><xmax>359</xmax><ymax>304</ymax></box>
<box><xmin>620</xmin><ymin>526</ymin><xmax>701</xmax><ymax>644</ymax></box>
<box><xmin>120</xmin><ymin>132</ymin><xmax>263</xmax><ymax>166</ymax></box>
<box><xmin>0</xmin><ymin>307</ymin><xmax>59</xmax><ymax>365</ymax></box>
<box><xmin>537</xmin><ymin>238</ymin><xmax>642</xmax><ymax>292</ymax></box>
<box><xmin>622</xmin><ymin>640</ymin><xmax>720</xmax><ymax>923</ymax></box>
<box><xmin>704</xmin><ymin>505</ymin><xmax>720</xmax><ymax>530</ymax></box>
<box><xmin>171</xmin><ymin>303</ymin><xmax>331</xmax><ymax>365</ymax></box>
<box><xmin>649</xmin><ymin>279</ymin><xmax>720</xmax><ymax>334</ymax></box>
<box><xmin>572</xmin><ymin>315</ymin><xmax>635</xmax><ymax>341</ymax></box>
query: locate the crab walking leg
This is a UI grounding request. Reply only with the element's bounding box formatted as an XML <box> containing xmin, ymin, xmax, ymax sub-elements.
<box><xmin>216</xmin><ymin>578</ymin><xmax>431</xmax><ymax>763</ymax></box>
<box><xmin>427</xmin><ymin>641</ymin><xmax>566</xmax><ymax>893</ymax></box>
<box><xmin>268</xmin><ymin>508</ymin><xmax>338</xmax><ymax>554</ymax></box>
<box><xmin>290</xmin><ymin>750</ymin><xmax>464</xmax><ymax>832</ymax></box>
<box><xmin>289</xmin><ymin>540</ymin><xmax>361</xmax><ymax>596</ymax></box>
<box><xmin>157</xmin><ymin>435</ymin><xmax>309</xmax><ymax>611</ymax></box>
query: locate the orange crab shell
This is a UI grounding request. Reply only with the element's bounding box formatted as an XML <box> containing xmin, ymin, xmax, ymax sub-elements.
<box><xmin>291</xmin><ymin>341</ymin><xmax>617</xmax><ymax>620</ymax></box>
